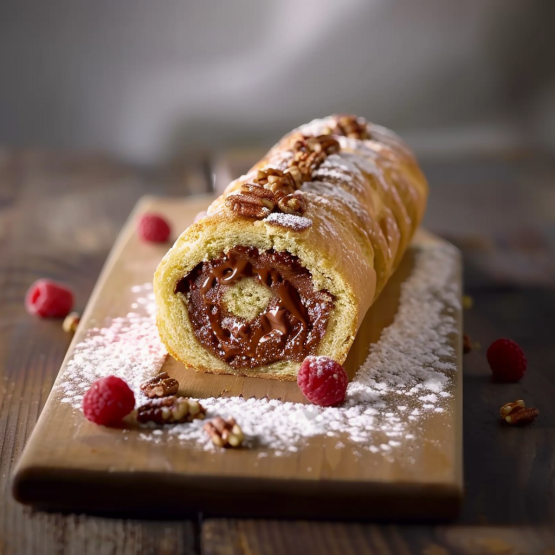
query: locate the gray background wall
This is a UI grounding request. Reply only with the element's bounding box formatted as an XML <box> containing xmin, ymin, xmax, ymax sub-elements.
<box><xmin>0</xmin><ymin>0</ymin><xmax>554</xmax><ymax>161</ymax></box>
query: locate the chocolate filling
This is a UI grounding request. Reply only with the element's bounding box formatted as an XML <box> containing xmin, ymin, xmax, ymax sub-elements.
<box><xmin>174</xmin><ymin>247</ymin><xmax>334</xmax><ymax>369</ymax></box>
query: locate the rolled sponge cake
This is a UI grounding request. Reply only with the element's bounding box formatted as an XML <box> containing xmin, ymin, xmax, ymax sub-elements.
<box><xmin>154</xmin><ymin>115</ymin><xmax>428</xmax><ymax>380</ymax></box>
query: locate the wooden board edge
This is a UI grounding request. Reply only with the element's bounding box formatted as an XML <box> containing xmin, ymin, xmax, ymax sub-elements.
<box><xmin>12</xmin><ymin>465</ymin><xmax>462</xmax><ymax>521</ymax></box>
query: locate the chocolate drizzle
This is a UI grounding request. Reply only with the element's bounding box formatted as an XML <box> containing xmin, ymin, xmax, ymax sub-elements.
<box><xmin>174</xmin><ymin>247</ymin><xmax>334</xmax><ymax>369</ymax></box>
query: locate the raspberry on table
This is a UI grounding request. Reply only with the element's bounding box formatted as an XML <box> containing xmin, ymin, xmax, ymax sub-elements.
<box><xmin>138</xmin><ymin>213</ymin><xmax>171</xmax><ymax>243</ymax></box>
<box><xmin>487</xmin><ymin>338</ymin><xmax>527</xmax><ymax>382</ymax></box>
<box><xmin>82</xmin><ymin>376</ymin><xmax>136</xmax><ymax>426</ymax></box>
<box><xmin>25</xmin><ymin>279</ymin><xmax>74</xmax><ymax>318</ymax></box>
<box><xmin>297</xmin><ymin>356</ymin><xmax>348</xmax><ymax>407</ymax></box>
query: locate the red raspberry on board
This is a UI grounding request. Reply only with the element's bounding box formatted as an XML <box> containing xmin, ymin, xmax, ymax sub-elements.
<box><xmin>82</xmin><ymin>376</ymin><xmax>136</xmax><ymax>426</ymax></box>
<box><xmin>487</xmin><ymin>338</ymin><xmax>527</xmax><ymax>382</ymax></box>
<box><xmin>297</xmin><ymin>356</ymin><xmax>348</xmax><ymax>407</ymax></box>
<box><xmin>138</xmin><ymin>213</ymin><xmax>171</xmax><ymax>243</ymax></box>
<box><xmin>25</xmin><ymin>279</ymin><xmax>74</xmax><ymax>318</ymax></box>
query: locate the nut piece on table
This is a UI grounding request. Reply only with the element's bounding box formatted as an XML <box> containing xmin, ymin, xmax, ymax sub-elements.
<box><xmin>505</xmin><ymin>407</ymin><xmax>539</xmax><ymax>425</ymax></box>
<box><xmin>204</xmin><ymin>416</ymin><xmax>244</xmax><ymax>448</ymax></box>
<box><xmin>63</xmin><ymin>312</ymin><xmax>81</xmax><ymax>333</ymax></box>
<box><xmin>463</xmin><ymin>333</ymin><xmax>472</xmax><ymax>354</ymax></box>
<box><xmin>463</xmin><ymin>295</ymin><xmax>474</xmax><ymax>310</ymax></box>
<box><xmin>499</xmin><ymin>400</ymin><xmax>539</xmax><ymax>425</ymax></box>
<box><xmin>137</xmin><ymin>396</ymin><xmax>206</xmax><ymax>425</ymax></box>
<box><xmin>140</xmin><ymin>371</ymin><xmax>179</xmax><ymax>398</ymax></box>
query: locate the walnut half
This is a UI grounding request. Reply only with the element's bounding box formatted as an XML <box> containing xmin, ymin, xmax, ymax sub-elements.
<box><xmin>204</xmin><ymin>416</ymin><xmax>244</xmax><ymax>448</ymax></box>
<box><xmin>137</xmin><ymin>396</ymin><xmax>206</xmax><ymax>424</ymax></box>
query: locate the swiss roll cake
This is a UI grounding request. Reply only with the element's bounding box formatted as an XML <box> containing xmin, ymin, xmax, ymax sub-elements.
<box><xmin>154</xmin><ymin>115</ymin><xmax>428</xmax><ymax>380</ymax></box>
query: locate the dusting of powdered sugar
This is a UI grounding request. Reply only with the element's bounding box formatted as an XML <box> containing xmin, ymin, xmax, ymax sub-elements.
<box><xmin>57</xmin><ymin>283</ymin><xmax>167</xmax><ymax>407</ymax></box>
<box><xmin>56</xmin><ymin>242</ymin><xmax>459</xmax><ymax>458</ymax></box>
<box><xmin>295</xmin><ymin>117</ymin><xmax>335</xmax><ymax>137</ymax></box>
<box><xmin>295</xmin><ymin>117</ymin><xmax>413</xmax><ymax>162</ymax></box>
<box><xmin>159</xmin><ymin>242</ymin><xmax>459</xmax><ymax>455</ymax></box>
<box><xmin>263</xmin><ymin>212</ymin><xmax>313</xmax><ymax>231</ymax></box>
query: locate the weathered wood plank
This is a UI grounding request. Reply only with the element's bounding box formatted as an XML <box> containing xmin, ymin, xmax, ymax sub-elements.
<box><xmin>202</xmin><ymin>520</ymin><xmax>555</xmax><ymax>555</ymax></box>
<box><xmin>0</xmin><ymin>151</ymin><xmax>207</xmax><ymax>555</ymax></box>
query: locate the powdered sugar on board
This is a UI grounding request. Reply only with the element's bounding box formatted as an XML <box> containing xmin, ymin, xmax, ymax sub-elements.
<box><xmin>57</xmin><ymin>283</ymin><xmax>167</xmax><ymax>407</ymax></box>
<box><xmin>56</xmin><ymin>241</ymin><xmax>460</xmax><ymax>459</ymax></box>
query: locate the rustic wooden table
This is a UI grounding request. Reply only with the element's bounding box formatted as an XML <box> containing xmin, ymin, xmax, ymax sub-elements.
<box><xmin>1</xmin><ymin>148</ymin><xmax>554</xmax><ymax>554</ymax></box>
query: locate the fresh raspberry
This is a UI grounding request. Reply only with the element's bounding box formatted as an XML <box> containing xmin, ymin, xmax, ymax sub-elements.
<box><xmin>25</xmin><ymin>279</ymin><xmax>74</xmax><ymax>318</ymax></box>
<box><xmin>138</xmin><ymin>213</ymin><xmax>171</xmax><ymax>243</ymax></box>
<box><xmin>297</xmin><ymin>356</ymin><xmax>348</xmax><ymax>407</ymax></box>
<box><xmin>487</xmin><ymin>338</ymin><xmax>527</xmax><ymax>382</ymax></box>
<box><xmin>82</xmin><ymin>376</ymin><xmax>135</xmax><ymax>425</ymax></box>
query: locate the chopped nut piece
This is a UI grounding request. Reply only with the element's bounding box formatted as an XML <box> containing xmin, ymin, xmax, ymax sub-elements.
<box><xmin>278</xmin><ymin>193</ymin><xmax>307</xmax><ymax>215</ymax></box>
<box><xmin>62</xmin><ymin>312</ymin><xmax>81</xmax><ymax>333</ymax></box>
<box><xmin>204</xmin><ymin>416</ymin><xmax>244</xmax><ymax>448</ymax></box>
<box><xmin>137</xmin><ymin>396</ymin><xmax>206</xmax><ymax>425</ymax></box>
<box><xmin>254</xmin><ymin>168</ymin><xmax>298</xmax><ymax>198</ymax></box>
<box><xmin>463</xmin><ymin>295</ymin><xmax>474</xmax><ymax>310</ymax></box>
<box><xmin>333</xmin><ymin>114</ymin><xmax>370</xmax><ymax>140</ymax></box>
<box><xmin>140</xmin><ymin>371</ymin><xmax>179</xmax><ymax>398</ymax></box>
<box><xmin>224</xmin><ymin>133</ymin><xmax>337</xmax><ymax>221</ymax></box>
<box><xmin>504</xmin><ymin>407</ymin><xmax>539</xmax><ymax>426</ymax></box>
<box><xmin>463</xmin><ymin>333</ymin><xmax>472</xmax><ymax>354</ymax></box>
<box><xmin>500</xmin><ymin>400</ymin><xmax>526</xmax><ymax>419</ymax></box>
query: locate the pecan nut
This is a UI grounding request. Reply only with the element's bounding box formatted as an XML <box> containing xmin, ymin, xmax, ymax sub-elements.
<box><xmin>225</xmin><ymin>189</ymin><xmax>275</xmax><ymax>218</ymax></box>
<box><xmin>204</xmin><ymin>416</ymin><xmax>244</xmax><ymax>448</ymax></box>
<box><xmin>278</xmin><ymin>193</ymin><xmax>307</xmax><ymax>215</ymax></box>
<box><xmin>224</xmin><ymin>132</ymin><xmax>337</xmax><ymax>220</ymax></box>
<box><xmin>239</xmin><ymin>183</ymin><xmax>276</xmax><ymax>200</ymax></box>
<box><xmin>62</xmin><ymin>312</ymin><xmax>81</xmax><ymax>334</ymax></box>
<box><xmin>137</xmin><ymin>396</ymin><xmax>206</xmax><ymax>424</ymax></box>
<box><xmin>140</xmin><ymin>371</ymin><xmax>179</xmax><ymax>398</ymax></box>
<box><xmin>293</xmin><ymin>150</ymin><xmax>326</xmax><ymax>175</ymax></box>
<box><xmin>284</xmin><ymin>166</ymin><xmax>304</xmax><ymax>188</ymax></box>
<box><xmin>334</xmin><ymin>114</ymin><xmax>370</xmax><ymax>140</ymax></box>
<box><xmin>500</xmin><ymin>399</ymin><xmax>525</xmax><ymax>419</ymax></box>
<box><xmin>306</xmin><ymin>134</ymin><xmax>340</xmax><ymax>155</ymax></box>
<box><xmin>254</xmin><ymin>168</ymin><xmax>297</xmax><ymax>198</ymax></box>
<box><xmin>505</xmin><ymin>407</ymin><xmax>539</xmax><ymax>425</ymax></box>
<box><xmin>500</xmin><ymin>400</ymin><xmax>539</xmax><ymax>425</ymax></box>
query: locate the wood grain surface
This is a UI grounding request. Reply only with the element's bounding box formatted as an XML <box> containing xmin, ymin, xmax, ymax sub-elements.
<box><xmin>0</xmin><ymin>151</ymin><xmax>205</xmax><ymax>555</ymax></box>
<box><xmin>11</xmin><ymin>195</ymin><xmax>463</xmax><ymax>520</ymax></box>
<box><xmin>2</xmin><ymin>149</ymin><xmax>555</xmax><ymax>554</ymax></box>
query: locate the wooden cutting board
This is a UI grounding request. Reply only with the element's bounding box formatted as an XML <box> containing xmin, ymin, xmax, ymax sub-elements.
<box><xmin>12</xmin><ymin>195</ymin><xmax>463</xmax><ymax>520</ymax></box>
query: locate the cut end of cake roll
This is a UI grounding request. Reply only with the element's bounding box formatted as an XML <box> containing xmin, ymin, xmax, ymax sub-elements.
<box><xmin>154</xmin><ymin>214</ymin><xmax>364</xmax><ymax>381</ymax></box>
<box><xmin>154</xmin><ymin>115</ymin><xmax>428</xmax><ymax>380</ymax></box>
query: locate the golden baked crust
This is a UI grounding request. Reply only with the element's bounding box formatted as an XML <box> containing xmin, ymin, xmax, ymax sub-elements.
<box><xmin>154</xmin><ymin>115</ymin><xmax>428</xmax><ymax>380</ymax></box>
